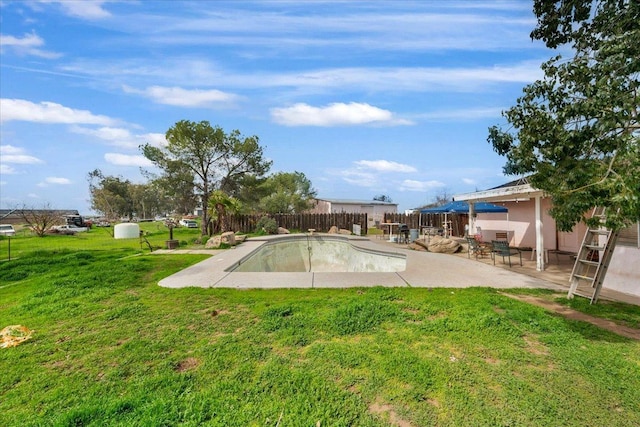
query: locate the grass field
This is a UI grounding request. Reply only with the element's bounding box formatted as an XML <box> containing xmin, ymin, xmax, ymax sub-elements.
<box><xmin>1</xmin><ymin>228</ymin><xmax>639</xmax><ymax>426</ymax></box>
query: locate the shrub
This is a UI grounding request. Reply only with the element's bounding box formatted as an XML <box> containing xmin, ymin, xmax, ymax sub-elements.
<box><xmin>255</xmin><ymin>216</ymin><xmax>278</xmax><ymax>235</ymax></box>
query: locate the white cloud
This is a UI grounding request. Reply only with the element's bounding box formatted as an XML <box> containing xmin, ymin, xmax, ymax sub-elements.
<box><xmin>354</xmin><ymin>160</ymin><xmax>416</xmax><ymax>173</ymax></box>
<box><xmin>0</xmin><ymin>99</ymin><xmax>118</xmax><ymax>126</ymax></box>
<box><xmin>0</xmin><ymin>164</ymin><xmax>18</xmax><ymax>174</ymax></box>
<box><xmin>269</xmin><ymin>63</ymin><xmax>543</xmax><ymax>93</ymax></box>
<box><xmin>417</xmin><ymin>107</ymin><xmax>506</xmax><ymax>122</ymax></box>
<box><xmin>123</xmin><ymin>85</ymin><xmax>239</xmax><ymax>107</ymax></box>
<box><xmin>329</xmin><ymin>159</ymin><xmax>418</xmax><ymax>189</ymax></box>
<box><xmin>0</xmin><ymin>145</ymin><xmax>44</xmax><ymax>164</ymax></box>
<box><xmin>104</xmin><ymin>153</ymin><xmax>154</xmax><ymax>167</ymax></box>
<box><xmin>69</xmin><ymin>126</ymin><xmax>167</xmax><ymax>149</ymax></box>
<box><xmin>462</xmin><ymin>178</ymin><xmax>476</xmax><ymax>185</ymax></box>
<box><xmin>271</xmin><ymin>102</ymin><xmax>413</xmax><ymax>127</ymax></box>
<box><xmin>62</xmin><ymin>56</ymin><xmax>543</xmax><ymax>95</ymax></box>
<box><xmin>40</xmin><ymin>0</ymin><xmax>112</xmax><ymax>20</ymax></box>
<box><xmin>45</xmin><ymin>177</ymin><xmax>72</xmax><ymax>185</ymax></box>
<box><xmin>0</xmin><ymin>32</ymin><xmax>61</xmax><ymax>58</ymax></box>
<box><xmin>99</xmin><ymin>6</ymin><xmax>538</xmax><ymax>53</ymax></box>
<box><xmin>339</xmin><ymin>169</ymin><xmax>377</xmax><ymax>187</ymax></box>
<box><xmin>142</xmin><ymin>133</ymin><xmax>168</xmax><ymax>147</ymax></box>
<box><xmin>37</xmin><ymin>177</ymin><xmax>71</xmax><ymax>187</ymax></box>
<box><xmin>399</xmin><ymin>179</ymin><xmax>446</xmax><ymax>192</ymax></box>
<box><xmin>70</xmin><ymin>126</ymin><xmax>135</xmax><ymax>149</ymax></box>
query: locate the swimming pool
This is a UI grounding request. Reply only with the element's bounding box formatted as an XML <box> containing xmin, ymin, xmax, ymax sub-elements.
<box><xmin>228</xmin><ymin>234</ymin><xmax>406</xmax><ymax>272</ymax></box>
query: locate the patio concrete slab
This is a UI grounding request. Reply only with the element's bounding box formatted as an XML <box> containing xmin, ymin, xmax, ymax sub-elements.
<box><xmin>157</xmin><ymin>241</ymin><xmax>262</xmax><ymax>288</ymax></box>
<box><xmin>213</xmin><ymin>272</ymin><xmax>314</xmax><ymax>288</ymax></box>
<box><xmin>156</xmin><ymin>234</ymin><xmax>565</xmax><ymax>291</ymax></box>
<box><xmin>312</xmin><ymin>272</ymin><xmax>409</xmax><ymax>288</ymax></box>
<box><xmin>397</xmin><ymin>250</ymin><xmax>560</xmax><ymax>289</ymax></box>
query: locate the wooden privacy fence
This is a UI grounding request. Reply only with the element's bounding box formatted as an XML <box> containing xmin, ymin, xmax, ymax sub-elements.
<box><xmin>228</xmin><ymin>213</ymin><xmax>368</xmax><ymax>234</ymax></box>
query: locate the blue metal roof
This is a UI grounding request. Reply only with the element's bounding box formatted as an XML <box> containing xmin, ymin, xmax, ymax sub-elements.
<box><xmin>420</xmin><ymin>200</ymin><xmax>508</xmax><ymax>213</ymax></box>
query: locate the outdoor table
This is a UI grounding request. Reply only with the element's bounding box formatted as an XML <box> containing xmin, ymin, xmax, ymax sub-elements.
<box><xmin>380</xmin><ymin>222</ymin><xmax>400</xmax><ymax>242</ymax></box>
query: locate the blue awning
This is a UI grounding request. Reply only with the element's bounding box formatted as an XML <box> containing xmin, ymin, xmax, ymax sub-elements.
<box><xmin>420</xmin><ymin>200</ymin><xmax>508</xmax><ymax>213</ymax></box>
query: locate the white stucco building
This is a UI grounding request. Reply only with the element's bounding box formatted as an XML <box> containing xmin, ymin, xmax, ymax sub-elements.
<box><xmin>455</xmin><ymin>178</ymin><xmax>640</xmax><ymax>299</ymax></box>
<box><xmin>309</xmin><ymin>198</ymin><xmax>398</xmax><ymax>230</ymax></box>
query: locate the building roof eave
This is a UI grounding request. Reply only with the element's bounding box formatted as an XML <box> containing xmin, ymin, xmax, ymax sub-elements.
<box><xmin>454</xmin><ymin>183</ymin><xmax>545</xmax><ymax>202</ymax></box>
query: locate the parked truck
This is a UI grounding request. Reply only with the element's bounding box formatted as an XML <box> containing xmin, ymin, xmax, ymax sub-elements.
<box><xmin>64</xmin><ymin>215</ymin><xmax>92</xmax><ymax>228</ymax></box>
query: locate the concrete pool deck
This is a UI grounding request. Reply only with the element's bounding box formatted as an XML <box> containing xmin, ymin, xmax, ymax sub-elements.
<box><xmin>156</xmin><ymin>234</ymin><xmax>565</xmax><ymax>291</ymax></box>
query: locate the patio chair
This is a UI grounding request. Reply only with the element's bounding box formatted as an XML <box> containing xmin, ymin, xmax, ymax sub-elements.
<box><xmin>467</xmin><ymin>237</ymin><xmax>489</xmax><ymax>260</ymax></box>
<box><xmin>495</xmin><ymin>232</ymin><xmax>508</xmax><ymax>241</ymax></box>
<box><xmin>491</xmin><ymin>240</ymin><xmax>522</xmax><ymax>267</ymax></box>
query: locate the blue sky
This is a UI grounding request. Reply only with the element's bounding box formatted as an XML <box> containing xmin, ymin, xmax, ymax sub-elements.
<box><xmin>0</xmin><ymin>0</ymin><xmax>553</xmax><ymax>214</ymax></box>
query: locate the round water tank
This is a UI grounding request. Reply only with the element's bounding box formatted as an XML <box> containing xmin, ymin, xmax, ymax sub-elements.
<box><xmin>114</xmin><ymin>223</ymin><xmax>140</xmax><ymax>239</ymax></box>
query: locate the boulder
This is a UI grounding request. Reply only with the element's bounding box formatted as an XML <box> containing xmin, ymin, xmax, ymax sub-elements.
<box><xmin>221</xmin><ymin>231</ymin><xmax>236</xmax><ymax>245</ymax></box>
<box><xmin>427</xmin><ymin>235</ymin><xmax>461</xmax><ymax>254</ymax></box>
<box><xmin>413</xmin><ymin>238</ymin><xmax>429</xmax><ymax>250</ymax></box>
<box><xmin>235</xmin><ymin>234</ymin><xmax>247</xmax><ymax>243</ymax></box>
<box><xmin>277</xmin><ymin>227</ymin><xmax>290</xmax><ymax>234</ymax></box>
<box><xmin>408</xmin><ymin>242</ymin><xmax>427</xmax><ymax>251</ymax></box>
<box><xmin>205</xmin><ymin>235</ymin><xmax>222</xmax><ymax>248</ymax></box>
<box><xmin>339</xmin><ymin>228</ymin><xmax>352</xmax><ymax>235</ymax></box>
<box><xmin>328</xmin><ymin>225</ymin><xmax>339</xmax><ymax>234</ymax></box>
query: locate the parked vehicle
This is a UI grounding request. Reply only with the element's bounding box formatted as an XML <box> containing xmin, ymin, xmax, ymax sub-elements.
<box><xmin>0</xmin><ymin>224</ymin><xmax>16</xmax><ymax>236</ymax></box>
<box><xmin>52</xmin><ymin>224</ymin><xmax>88</xmax><ymax>233</ymax></box>
<box><xmin>179</xmin><ymin>219</ymin><xmax>198</xmax><ymax>228</ymax></box>
<box><xmin>64</xmin><ymin>215</ymin><xmax>92</xmax><ymax>228</ymax></box>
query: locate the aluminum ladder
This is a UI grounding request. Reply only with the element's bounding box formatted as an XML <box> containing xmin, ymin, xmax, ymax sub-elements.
<box><xmin>567</xmin><ymin>207</ymin><xmax>619</xmax><ymax>304</ymax></box>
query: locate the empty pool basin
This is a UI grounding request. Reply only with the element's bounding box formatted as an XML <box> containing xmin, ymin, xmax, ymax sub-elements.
<box><xmin>228</xmin><ymin>234</ymin><xmax>406</xmax><ymax>273</ymax></box>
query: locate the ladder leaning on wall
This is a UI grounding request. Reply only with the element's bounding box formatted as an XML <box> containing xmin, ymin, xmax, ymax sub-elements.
<box><xmin>567</xmin><ymin>207</ymin><xmax>619</xmax><ymax>304</ymax></box>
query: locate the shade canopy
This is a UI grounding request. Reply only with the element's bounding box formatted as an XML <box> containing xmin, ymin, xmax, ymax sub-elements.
<box><xmin>420</xmin><ymin>200</ymin><xmax>508</xmax><ymax>214</ymax></box>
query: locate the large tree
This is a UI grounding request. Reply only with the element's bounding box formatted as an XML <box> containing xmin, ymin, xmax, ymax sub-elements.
<box><xmin>87</xmin><ymin>169</ymin><xmax>135</xmax><ymax>220</ymax></box>
<box><xmin>89</xmin><ymin>170</ymin><xmax>175</xmax><ymax>220</ymax></box>
<box><xmin>258</xmin><ymin>171</ymin><xmax>317</xmax><ymax>214</ymax></box>
<box><xmin>141</xmin><ymin>120</ymin><xmax>271</xmax><ymax>235</ymax></box>
<box><xmin>488</xmin><ymin>0</ymin><xmax>639</xmax><ymax>231</ymax></box>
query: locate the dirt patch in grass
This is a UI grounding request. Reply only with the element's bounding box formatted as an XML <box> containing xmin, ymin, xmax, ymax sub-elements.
<box><xmin>492</xmin><ymin>306</ymin><xmax>506</xmax><ymax>315</ymax></box>
<box><xmin>369</xmin><ymin>401</ymin><xmax>414</xmax><ymax>427</ymax></box>
<box><xmin>427</xmin><ymin>397</ymin><xmax>441</xmax><ymax>408</ymax></box>
<box><xmin>175</xmin><ymin>357</ymin><xmax>200</xmax><ymax>372</ymax></box>
<box><xmin>502</xmin><ymin>293</ymin><xmax>640</xmax><ymax>340</ymax></box>
<box><xmin>484</xmin><ymin>357</ymin><xmax>500</xmax><ymax>365</ymax></box>
<box><xmin>523</xmin><ymin>334</ymin><xmax>549</xmax><ymax>356</ymax></box>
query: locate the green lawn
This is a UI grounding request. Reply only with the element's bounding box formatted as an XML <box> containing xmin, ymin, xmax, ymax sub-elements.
<box><xmin>0</xmin><ymin>221</ymin><xmax>205</xmax><ymax>260</ymax></box>
<box><xmin>1</xmin><ymin>232</ymin><xmax>639</xmax><ymax>426</ymax></box>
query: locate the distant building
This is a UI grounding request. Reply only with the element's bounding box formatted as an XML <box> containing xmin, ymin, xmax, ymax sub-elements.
<box><xmin>0</xmin><ymin>209</ymin><xmax>80</xmax><ymax>225</ymax></box>
<box><xmin>308</xmin><ymin>198</ymin><xmax>398</xmax><ymax>229</ymax></box>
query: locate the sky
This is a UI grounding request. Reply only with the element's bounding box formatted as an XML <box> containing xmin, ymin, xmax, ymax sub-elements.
<box><xmin>0</xmin><ymin>0</ymin><xmax>555</xmax><ymax>215</ymax></box>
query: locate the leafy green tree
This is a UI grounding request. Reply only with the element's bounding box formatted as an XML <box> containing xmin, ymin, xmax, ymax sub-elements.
<box><xmin>208</xmin><ymin>190</ymin><xmax>242</xmax><ymax>234</ymax></box>
<box><xmin>488</xmin><ymin>0</ymin><xmax>639</xmax><ymax>231</ymax></box>
<box><xmin>141</xmin><ymin>120</ymin><xmax>271</xmax><ymax>235</ymax></box>
<box><xmin>259</xmin><ymin>171</ymin><xmax>317</xmax><ymax>214</ymax></box>
<box><xmin>129</xmin><ymin>183</ymin><xmax>160</xmax><ymax>220</ymax></box>
<box><xmin>231</xmin><ymin>174</ymin><xmax>268</xmax><ymax>213</ymax></box>
<box><xmin>373</xmin><ymin>195</ymin><xmax>393</xmax><ymax>203</ymax></box>
<box><xmin>87</xmin><ymin>169</ymin><xmax>134</xmax><ymax>220</ymax></box>
<box><xmin>145</xmin><ymin>173</ymin><xmax>197</xmax><ymax>217</ymax></box>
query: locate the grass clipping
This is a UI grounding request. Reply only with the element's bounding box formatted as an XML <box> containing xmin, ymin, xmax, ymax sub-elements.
<box><xmin>1</xmin><ymin>325</ymin><xmax>33</xmax><ymax>348</ymax></box>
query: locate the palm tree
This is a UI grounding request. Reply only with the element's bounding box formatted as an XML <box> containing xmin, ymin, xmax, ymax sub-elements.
<box><xmin>208</xmin><ymin>190</ymin><xmax>242</xmax><ymax>235</ymax></box>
